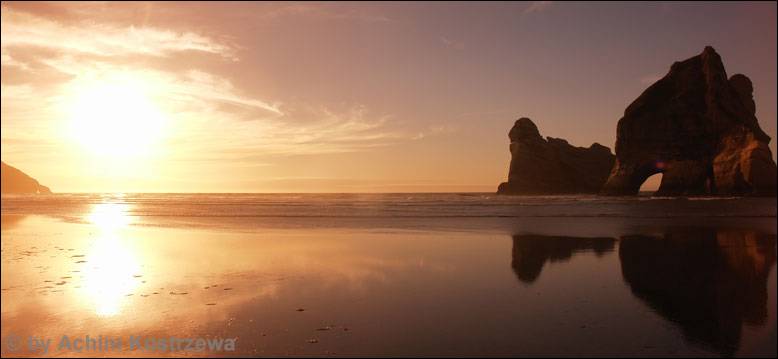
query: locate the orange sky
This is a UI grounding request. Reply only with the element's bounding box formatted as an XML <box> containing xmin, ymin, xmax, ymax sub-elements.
<box><xmin>1</xmin><ymin>2</ymin><xmax>776</xmax><ymax>193</ymax></box>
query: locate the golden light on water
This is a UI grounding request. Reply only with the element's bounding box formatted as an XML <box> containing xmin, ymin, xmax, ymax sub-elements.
<box><xmin>87</xmin><ymin>201</ymin><xmax>133</xmax><ymax>230</ymax></box>
<box><xmin>82</xmin><ymin>202</ymin><xmax>141</xmax><ymax>317</ymax></box>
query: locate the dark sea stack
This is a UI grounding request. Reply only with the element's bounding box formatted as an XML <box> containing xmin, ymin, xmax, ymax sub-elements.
<box><xmin>1</xmin><ymin>161</ymin><xmax>52</xmax><ymax>194</ymax></box>
<box><xmin>497</xmin><ymin>117</ymin><xmax>615</xmax><ymax>195</ymax></box>
<box><xmin>601</xmin><ymin>46</ymin><xmax>777</xmax><ymax>196</ymax></box>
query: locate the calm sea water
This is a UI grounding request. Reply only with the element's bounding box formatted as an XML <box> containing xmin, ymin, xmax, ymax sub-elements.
<box><xmin>1</xmin><ymin>193</ymin><xmax>776</xmax><ymax>357</ymax></box>
<box><xmin>2</xmin><ymin>192</ymin><xmax>775</xmax><ymax>225</ymax></box>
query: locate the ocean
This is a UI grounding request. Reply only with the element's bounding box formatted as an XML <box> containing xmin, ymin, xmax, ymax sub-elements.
<box><xmin>2</xmin><ymin>192</ymin><xmax>775</xmax><ymax>228</ymax></box>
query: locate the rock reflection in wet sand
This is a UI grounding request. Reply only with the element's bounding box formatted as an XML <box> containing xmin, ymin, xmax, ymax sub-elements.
<box><xmin>511</xmin><ymin>228</ymin><xmax>776</xmax><ymax>356</ymax></box>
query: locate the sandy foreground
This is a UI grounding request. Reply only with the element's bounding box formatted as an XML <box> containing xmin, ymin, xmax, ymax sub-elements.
<box><xmin>1</xmin><ymin>205</ymin><xmax>776</xmax><ymax>357</ymax></box>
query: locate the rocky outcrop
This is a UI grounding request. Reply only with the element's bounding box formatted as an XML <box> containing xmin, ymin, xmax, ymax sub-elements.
<box><xmin>497</xmin><ymin>118</ymin><xmax>615</xmax><ymax>194</ymax></box>
<box><xmin>1</xmin><ymin>161</ymin><xmax>52</xmax><ymax>194</ymax></box>
<box><xmin>602</xmin><ymin>46</ymin><xmax>777</xmax><ymax>196</ymax></box>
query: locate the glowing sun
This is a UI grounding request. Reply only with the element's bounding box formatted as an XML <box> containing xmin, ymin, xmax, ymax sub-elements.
<box><xmin>67</xmin><ymin>76</ymin><xmax>166</xmax><ymax>158</ymax></box>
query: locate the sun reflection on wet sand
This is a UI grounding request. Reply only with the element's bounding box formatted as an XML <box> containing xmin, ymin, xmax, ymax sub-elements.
<box><xmin>2</xmin><ymin>205</ymin><xmax>775</xmax><ymax>357</ymax></box>
<box><xmin>82</xmin><ymin>202</ymin><xmax>141</xmax><ymax>316</ymax></box>
<box><xmin>87</xmin><ymin>202</ymin><xmax>132</xmax><ymax>230</ymax></box>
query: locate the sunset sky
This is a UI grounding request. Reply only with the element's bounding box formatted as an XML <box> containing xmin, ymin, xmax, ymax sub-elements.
<box><xmin>1</xmin><ymin>1</ymin><xmax>776</xmax><ymax>193</ymax></box>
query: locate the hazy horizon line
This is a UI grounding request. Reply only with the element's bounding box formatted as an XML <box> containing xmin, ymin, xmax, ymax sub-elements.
<box><xmin>0</xmin><ymin>190</ymin><xmax>662</xmax><ymax>195</ymax></box>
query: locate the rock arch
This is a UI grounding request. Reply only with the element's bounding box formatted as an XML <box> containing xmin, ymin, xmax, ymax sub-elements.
<box><xmin>601</xmin><ymin>47</ymin><xmax>776</xmax><ymax>196</ymax></box>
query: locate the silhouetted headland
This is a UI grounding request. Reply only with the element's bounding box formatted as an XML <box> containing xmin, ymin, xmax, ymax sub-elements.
<box><xmin>0</xmin><ymin>161</ymin><xmax>51</xmax><ymax>194</ymax></box>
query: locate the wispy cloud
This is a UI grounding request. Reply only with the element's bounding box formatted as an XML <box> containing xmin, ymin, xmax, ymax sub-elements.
<box><xmin>440</xmin><ymin>36</ymin><xmax>465</xmax><ymax>51</ymax></box>
<box><xmin>0</xmin><ymin>53</ymin><xmax>30</xmax><ymax>71</ymax></box>
<box><xmin>412</xmin><ymin>124</ymin><xmax>459</xmax><ymax>140</ymax></box>
<box><xmin>192</xmin><ymin>104</ymin><xmax>414</xmax><ymax>159</ymax></box>
<box><xmin>0</xmin><ymin>6</ymin><xmax>236</xmax><ymax>61</ymax></box>
<box><xmin>1</xmin><ymin>7</ymin><xmax>237</xmax><ymax>64</ymax></box>
<box><xmin>258</xmin><ymin>3</ymin><xmax>393</xmax><ymax>23</ymax></box>
<box><xmin>173</xmin><ymin>70</ymin><xmax>283</xmax><ymax>116</ymax></box>
<box><xmin>522</xmin><ymin>1</ymin><xmax>554</xmax><ymax>15</ymax></box>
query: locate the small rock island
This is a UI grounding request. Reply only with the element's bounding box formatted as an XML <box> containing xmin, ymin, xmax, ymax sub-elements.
<box><xmin>497</xmin><ymin>118</ymin><xmax>615</xmax><ymax>195</ymax></box>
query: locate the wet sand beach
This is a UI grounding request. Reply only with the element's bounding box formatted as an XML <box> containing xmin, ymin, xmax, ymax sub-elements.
<box><xmin>1</xmin><ymin>194</ymin><xmax>776</xmax><ymax>357</ymax></box>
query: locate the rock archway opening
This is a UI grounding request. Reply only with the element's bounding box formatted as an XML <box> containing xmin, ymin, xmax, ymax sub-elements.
<box><xmin>639</xmin><ymin>172</ymin><xmax>663</xmax><ymax>195</ymax></box>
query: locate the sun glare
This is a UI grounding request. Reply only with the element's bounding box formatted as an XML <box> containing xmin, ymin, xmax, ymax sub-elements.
<box><xmin>67</xmin><ymin>75</ymin><xmax>167</xmax><ymax>158</ymax></box>
<box><xmin>82</xmin><ymin>202</ymin><xmax>141</xmax><ymax>317</ymax></box>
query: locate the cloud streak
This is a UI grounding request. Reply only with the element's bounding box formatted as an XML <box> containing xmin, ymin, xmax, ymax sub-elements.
<box><xmin>522</xmin><ymin>1</ymin><xmax>553</xmax><ymax>15</ymax></box>
<box><xmin>440</xmin><ymin>36</ymin><xmax>465</xmax><ymax>51</ymax></box>
<box><xmin>257</xmin><ymin>3</ymin><xmax>393</xmax><ymax>23</ymax></box>
<box><xmin>1</xmin><ymin>7</ymin><xmax>235</xmax><ymax>62</ymax></box>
